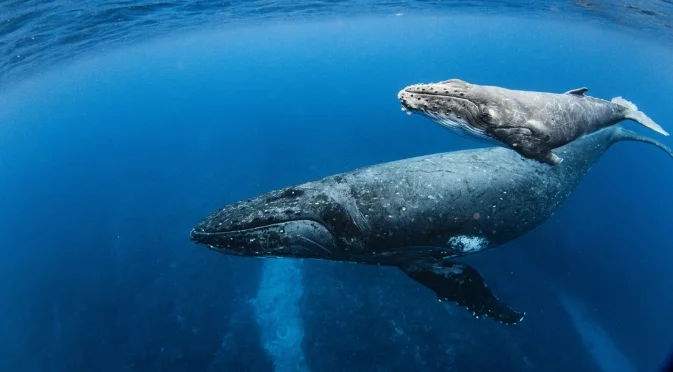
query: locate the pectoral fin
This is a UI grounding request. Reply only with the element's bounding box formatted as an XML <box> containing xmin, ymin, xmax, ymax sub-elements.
<box><xmin>399</xmin><ymin>260</ymin><xmax>524</xmax><ymax>325</ymax></box>
<box><xmin>564</xmin><ymin>87</ymin><xmax>589</xmax><ymax>96</ymax></box>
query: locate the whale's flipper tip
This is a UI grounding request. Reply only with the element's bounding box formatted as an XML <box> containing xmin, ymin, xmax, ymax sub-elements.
<box><xmin>399</xmin><ymin>260</ymin><xmax>524</xmax><ymax>325</ymax></box>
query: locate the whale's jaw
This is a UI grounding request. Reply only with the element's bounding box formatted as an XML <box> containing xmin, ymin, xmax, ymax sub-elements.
<box><xmin>190</xmin><ymin>219</ymin><xmax>338</xmax><ymax>259</ymax></box>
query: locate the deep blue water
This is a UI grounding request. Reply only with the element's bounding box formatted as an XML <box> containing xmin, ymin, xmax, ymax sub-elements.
<box><xmin>1</xmin><ymin>3</ymin><xmax>673</xmax><ymax>372</ymax></box>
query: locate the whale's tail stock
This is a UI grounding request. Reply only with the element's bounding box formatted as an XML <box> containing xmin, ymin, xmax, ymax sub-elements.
<box><xmin>612</xmin><ymin>97</ymin><xmax>670</xmax><ymax>136</ymax></box>
<box><xmin>610</xmin><ymin>126</ymin><xmax>673</xmax><ymax>158</ymax></box>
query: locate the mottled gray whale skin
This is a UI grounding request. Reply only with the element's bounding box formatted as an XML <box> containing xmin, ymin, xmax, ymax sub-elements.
<box><xmin>398</xmin><ymin>79</ymin><xmax>669</xmax><ymax>165</ymax></box>
<box><xmin>191</xmin><ymin>127</ymin><xmax>672</xmax><ymax>325</ymax></box>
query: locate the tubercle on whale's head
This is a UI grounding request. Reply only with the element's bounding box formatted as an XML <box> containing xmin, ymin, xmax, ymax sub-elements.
<box><xmin>397</xmin><ymin>79</ymin><xmax>500</xmax><ymax>143</ymax></box>
<box><xmin>190</xmin><ymin>185</ymin><xmax>351</xmax><ymax>260</ymax></box>
<box><xmin>397</xmin><ymin>78</ymin><xmax>474</xmax><ymax>112</ymax></box>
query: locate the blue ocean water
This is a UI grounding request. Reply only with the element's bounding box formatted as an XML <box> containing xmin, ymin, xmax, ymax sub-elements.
<box><xmin>1</xmin><ymin>2</ymin><xmax>673</xmax><ymax>372</ymax></box>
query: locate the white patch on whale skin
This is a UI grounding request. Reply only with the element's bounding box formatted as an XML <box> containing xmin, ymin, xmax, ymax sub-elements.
<box><xmin>448</xmin><ymin>235</ymin><xmax>489</xmax><ymax>253</ymax></box>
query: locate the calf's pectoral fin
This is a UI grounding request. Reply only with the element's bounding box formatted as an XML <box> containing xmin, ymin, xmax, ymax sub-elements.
<box><xmin>490</xmin><ymin>127</ymin><xmax>563</xmax><ymax>166</ymax></box>
<box><xmin>399</xmin><ymin>260</ymin><xmax>525</xmax><ymax>325</ymax></box>
<box><xmin>538</xmin><ymin>151</ymin><xmax>563</xmax><ymax>166</ymax></box>
<box><xmin>516</xmin><ymin>143</ymin><xmax>563</xmax><ymax>165</ymax></box>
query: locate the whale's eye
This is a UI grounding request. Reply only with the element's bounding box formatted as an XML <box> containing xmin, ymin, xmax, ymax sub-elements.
<box><xmin>280</xmin><ymin>188</ymin><xmax>303</xmax><ymax>198</ymax></box>
<box><xmin>266</xmin><ymin>187</ymin><xmax>304</xmax><ymax>203</ymax></box>
<box><xmin>478</xmin><ymin>111</ymin><xmax>492</xmax><ymax>123</ymax></box>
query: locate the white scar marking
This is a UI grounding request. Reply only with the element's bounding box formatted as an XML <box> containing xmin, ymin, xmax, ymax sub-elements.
<box><xmin>298</xmin><ymin>236</ymin><xmax>331</xmax><ymax>255</ymax></box>
<box><xmin>448</xmin><ymin>235</ymin><xmax>489</xmax><ymax>253</ymax></box>
<box><xmin>352</xmin><ymin>201</ymin><xmax>371</xmax><ymax>232</ymax></box>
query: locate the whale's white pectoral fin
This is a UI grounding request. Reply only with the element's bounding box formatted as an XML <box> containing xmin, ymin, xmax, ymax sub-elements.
<box><xmin>399</xmin><ymin>260</ymin><xmax>525</xmax><ymax>325</ymax></box>
<box><xmin>564</xmin><ymin>87</ymin><xmax>589</xmax><ymax>96</ymax></box>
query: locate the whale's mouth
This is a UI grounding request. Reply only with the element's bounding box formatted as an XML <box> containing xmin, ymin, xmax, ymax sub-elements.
<box><xmin>190</xmin><ymin>219</ymin><xmax>337</xmax><ymax>258</ymax></box>
<box><xmin>190</xmin><ymin>219</ymin><xmax>307</xmax><ymax>239</ymax></box>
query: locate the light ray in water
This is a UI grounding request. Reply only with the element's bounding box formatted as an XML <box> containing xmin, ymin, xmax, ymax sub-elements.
<box><xmin>251</xmin><ymin>259</ymin><xmax>309</xmax><ymax>372</ymax></box>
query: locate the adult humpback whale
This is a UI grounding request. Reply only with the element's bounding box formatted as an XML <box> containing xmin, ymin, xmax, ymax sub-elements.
<box><xmin>190</xmin><ymin>127</ymin><xmax>671</xmax><ymax>325</ymax></box>
<box><xmin>398</xmin><ymin>79</ymin><xmax>669</xmax><ymax>165</ymax></box>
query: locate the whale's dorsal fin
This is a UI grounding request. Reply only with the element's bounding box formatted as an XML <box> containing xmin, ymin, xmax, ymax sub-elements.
<box><xmin>399</xmin><ymin>260</ymin><xmax>524</xmax><ymax>325</ymax></box>
<box><xmin>564</xmin><ymin>87</ymin><xmax>589</xmax><ymax>96</ymax></box>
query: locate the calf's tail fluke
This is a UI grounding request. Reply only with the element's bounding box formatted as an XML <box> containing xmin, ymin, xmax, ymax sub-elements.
<box><xmin>611</xmin><ymin>126</ymin><xmax>673</xmax><ymax>158</ymax></box>
<box><xmin>611</xmin><ymin>97</ymin><xmax>669</xmax><ymax>136</ymax></box>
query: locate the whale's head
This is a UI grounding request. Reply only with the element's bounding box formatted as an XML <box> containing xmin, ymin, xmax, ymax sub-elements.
<box><xmin>398</xmin><ymin>79</ymin><xmax>503</xmax><ymax>144</ymax></box>
<box><xmin>190</xmin><ymin>185</ymin><xmax>358</xmax><ymax>259</ymax></box>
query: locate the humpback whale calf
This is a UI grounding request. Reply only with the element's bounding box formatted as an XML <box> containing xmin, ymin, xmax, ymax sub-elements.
<box><xmin>398</xmin><ymin>79</ymin><xmax>669</xmax><ymax>165</ymax></box>
<box><xmin>190</xmin><ymin>127</ymin><xmax>671</xmax><ymax>325</ymax></box>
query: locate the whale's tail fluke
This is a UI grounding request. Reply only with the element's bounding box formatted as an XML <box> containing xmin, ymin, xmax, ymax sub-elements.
<box><xmin>610</xmin><ymin>126</ymin><xmax>673</xmax><ymax>158</ymax></box>
<box><xmin>612</xmin><ymin>97</ymin><xmax>670</xmax><ymax>136</ymax></box>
